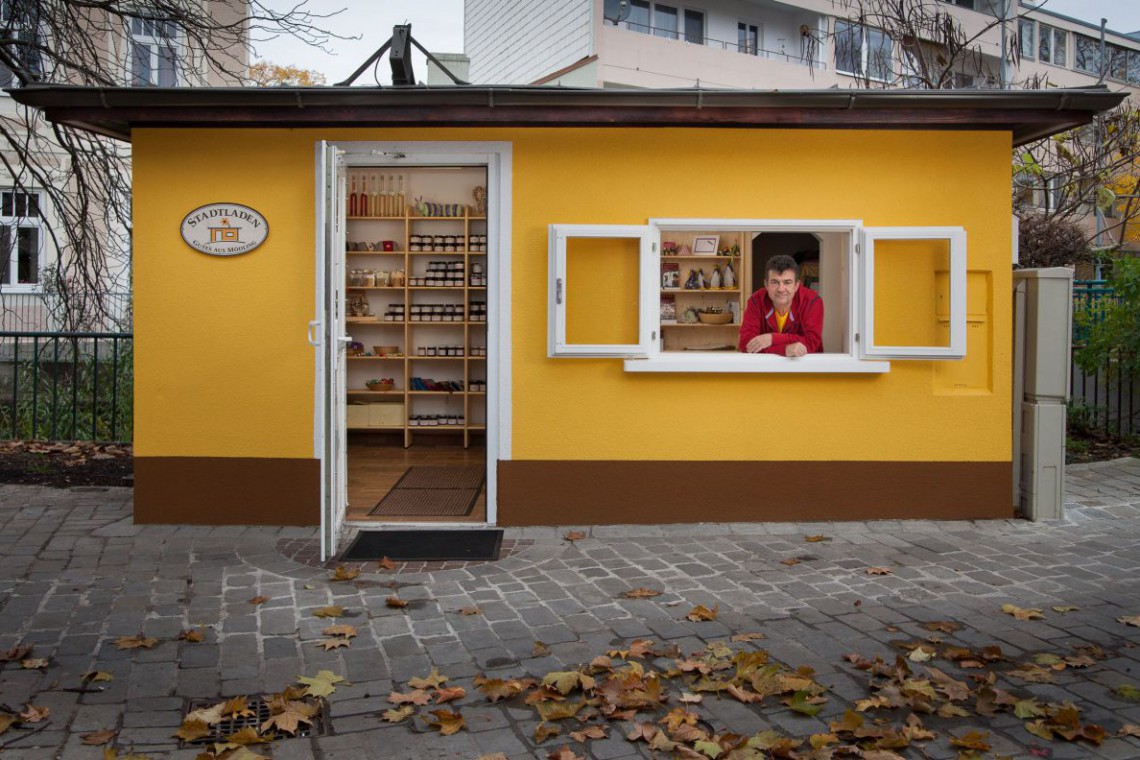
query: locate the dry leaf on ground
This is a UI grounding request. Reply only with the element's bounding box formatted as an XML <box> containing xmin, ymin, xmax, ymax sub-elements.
<box><xmin>322</xmin><ymin>624</ymin><xmax>358</xmax><ymax>638</ymax></box>
<box><xmin>731</xmin><ymin>632</ymin><xmax>766</xmax><ymax>642</ymax></box>
<box><xmin>564</xmin><ymin>531</ymin><xmax>586</xmax><ymax>542</ymax></box>
<box><xmin>377</xmin><ymin>557</ymin><xmax>397</xmax><ymax>570</ymax></box>
<box><xmin>781</xmin><ymin>557</ymin><xmax>802</xmax><ymax>566</ymax></box>
<box><xmin>686</xmin><ymin>604</ymin><xmax>718</xmax><ymax>622</ymax></box>
<box><xmin>177</xmin><ymin>628</ymin><xmax>205</xmax><ymax>643</ymax></box>
<box><xmin>408</xmin><ymin>668</ymin><xmax>449</xmax><ymax>689</ymax></box>
<box><xmin>533</xmin><ymin>641</ymin><xmax>552</xmax><ymax>657</ymax></box>
<box><xmin>81</xmin><ymin>729</ymin><xmax>117</xmax><ymax>745</ymax></box>
<box><xmin>619</xmin><ymin>587</ymin><xmax>663</xmax><ymax>599</ymax></box>
<box><xmin>248</xmin><ymin>596</ymin><xmax>270</xmax><ymax>605</ymax></box>
<box><xmin>20</xmin><ymin>658</ymin><xmax>49</xmax><ymax>669</ymax></box>
<box><xmin>1118</xmin><ymin>615</ymin><xmax>1140</xmax><ymax>627</ymax></box>
<box><xmin>804</xmin><ymin>534</ymin><xmax>831</xmax><ymax>543</ymax></box>
<box><xmin>382</xmin><ymin>705</ymin><xmax>414</xmax><ymax>723</ymax></box>
<box><xmin>388</xmin><ymin>689</ymin><xmax>432</xmax><ymax>706</ymax></box>
<box><xmin>1053</xmin><ymin>606</ymin><xmax>1079</xmax><ymax>613</ymax></box>
<box><xmin>1002</xmin><ymin>604</ymin><xmax>1046</xmax><ymax>621</ymax></box>
<box><xmin>297</xmin><ymin>670</ymin><xmax>344</xmax><ymax>698</ymax></box>
<box><xmin>547</xmin><ymin>748</ymin><xmax>585</xmax><ymax>760</ymax></box>
<box><xmin>386</xmin><ymin>595</ymin><xmax>409</xmax><ymax>609</ymax></box>
<box><xmin>423</xmin><ymin>709</ymin><xmax>466</xmax><ymax>735</ymax></box>
<box><xmin>18</xmin><ymin>704</ymin><xmax>50</xmax><ymax>723</ymax></box>
<box><xmin>457</xmin><ymin>607</ymin><xmax>483</xmax><ymax>615</ymax></box>
<box><xmin>329</xmin><ymin>565</ymin><xmax>361</xmax><ymax>582</ymax></box>
<box><xmin>865</xmin><ymin>567</ymin><xmax>893</xmax><ymax>575</ymax></box>
<box><xmin>314</xmin><ymin>638</ymin><xmax>350</xmax><ymax>650</ymax></box>
<box><xmin>312</xmin><ymin>606</ymin><xmax>345</xmax><ymax>618</ymax></box>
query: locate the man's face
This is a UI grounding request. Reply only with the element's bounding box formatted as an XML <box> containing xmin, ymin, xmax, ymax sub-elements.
<box><xmin>765</xmin><ymin>269</ymin><xmax>800</xmax><ymax>312</ymax></box>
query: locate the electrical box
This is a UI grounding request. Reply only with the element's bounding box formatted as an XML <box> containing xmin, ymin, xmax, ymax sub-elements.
<box><xmin>1019</xmin><ymin>402</ymin><xmax>1066</xmax><ymax>520</ymax></box>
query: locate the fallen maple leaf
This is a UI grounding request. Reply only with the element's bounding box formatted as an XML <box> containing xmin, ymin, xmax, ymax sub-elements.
<box><xmin>473</xmin><ymin>675</ymin><xmax>536</xmax><ymax>702</ymax></box>
<box><xmin>184</xmin><ymin>701</ymin><xmax>226</xmax><ymax>725</ymax></box>
<box><xmin>173</xmin><ymin>718</ymin><xmax>212</xmax><ymax>742</ymax></box>
<box><xmin>679</xmin><ymin>692</ymin><xmax>703</xmax><ymax>704</ymax></box>
<box><xmin>865</xmin><ymin>566</ymin><xmax>893</xmax><ymax>575</ymax></box>
<box><xmin>569</xmin><ymin>725</ymin><xmax>606</xmax><ymax>742</ymax></box>
<box><xmin>1119</xmin><ymin>724</ymin><xmax>1140</xmax><ymax>737</ymax></box>
<box><xmin>20</xmin><ymin>658</ymin><xmax>49</xmax><ymax>669</ymax></box>
<box><xmin>297</xmin><ymin>670</ymin><xmax>344</xmax><ymax>698</ymax></box>
<box><xmin>322</xmin><ymin>624</ymin><xmax>358</xmax><ymax>638</ymax></box>
<box><xmin>312</xmin><ymin>606</ymin><xmax>345</xmax><ymax>618</ymax></box>
<box><xmin>222</xmin><ymin>696</ymin><xmax>256</xmax><ymax>719</ymax></box>
<box><xmin>386</xmin><ymin>595</ymin><xmax>409</xmax><ymax>609</ymax></box>
<box><xmin>382</xmin><ymin>705</ymin><xmax>415</xmax><ymax>723</ymax></box>
<box><xmin>730</xmin><ymin>632</ymin><xmax>766</xmax><ymax>642</ymax></box>
<box><xmin>477</xmin><ymin>755</ymin><xmax>509</xmax><ymax>760</ymax></box>
<box><xmin>457</xmin><ymin>606</ymin><xmax>483</xmax><ymax>616</ymax></box>
<box><xmin>177</xmin><ymin>628</ymin><xmax>205</xmax><ymax>643</ymax></box>
<box><xmin>113</xmin><ymin>633</ymin><xmax>158</xmax><ymax>651</ymax></box>
<box><xmin>18</xmin><ymin>704</ymin><xmax>49</xmax><ymax>723</ymax></box>
<box><xmin>377</xmin><ymin>556</ymin><xmax>397</xmax><ymax>570</ymax></box>
<box><xmin>1002</xmin><ymin>603</ymin><xmax>1046</xmax><ymax>621</ymax></box>
<box><xmin>950</xmin><ymin>730</ymin><xmax>992</xmax><ymax>751</ymax></box>
<box><xmin>533</xmin><ymin>640</ymin><xmax>552</xmax><ymax>657</ymax></box>
<box><xmin>0</xmin><ymin>645</ymin><xmax>32</xmax><ymax>662</ymax></box>
<box><xmin>804</xmin><ymin>534</ymin><xmax>830</xmax><ymax>543</ymax></box>
<box><xmin>248</xmin><ymin>595</ymin><xmax>270</xmax><ymax>605</ymax></box>
<box><xmin>81</xmin><ymin>729</ymin><xmax>117</xmax><ymax>745</ymax></box>
<box><xmin>314</xmin><ymin>638</ymin><xmax>350</xmax><ymax>650</ymax></box>
<box><xmin>1052</xmin><ymin>605</ymin><xmax>1079</xmax><ymax>613</ymax></box>
<box><xmin>388</xmin><ymin>689</ymin><xmax>432</xmax><ymax>706</ymax></box>
<box><xmin>921</xmin><ymin>620</ymin><xmax>962</xmax><ymax>633</ymax></box>
<box><xmin>686</xmin><ymin>604</ymin><xmax>718</xmax><ymax>622</ymax></box>
<box><xmin>329</xmin><ymin>564</ymin><xmax>361</xmax><ymax>582</ymax></box>
<box><xmin>408</xmin><ymin>668</ymin><xmax>449</xmax><ymax>689</ymax></box>
<box><xmin>547</xmin><ymin>748</ymin><xmax>584</xmax><ymax>760</ymax></box>
<box><xmin>1118</xmin><ymin>615</ymin><xmax>1140</xmax><ymax>627</ymax></box>
<box><xmin>423</xmin><ymin>709</ymin><xmax>465</xmax><ymax>735</ymax></box>
<box><xmin>780</xmin><ymin>557</ymin><xmax>802</xmax><ymax>566</ymax></box>
<box><xmin>1115</xmin><ymin>684</ymin><xmax>1140</xmax><ymax>702</ymax></box>
<box><xmin>619</xmin><ymin>587</ymin><xmax>663</xmax><ymax>599</ymax></box>
<box><xmin>535</xmin><ymin>722</ymin><xmax>561</xmax><ymax>743</ymax></box>
<box><xmin>435</xmin><ymin>686</ymin><xmax>466</xmax><ymax>704</ymax></box>
<box><xmin>564</xmin><ymin>531</ymin><xmax>586</xmax><ymax>542</ymax></box>
<box><xmin>260</xmin><ymin>699</ymin><xmax>317</xmax><ymax>736</ymax></box>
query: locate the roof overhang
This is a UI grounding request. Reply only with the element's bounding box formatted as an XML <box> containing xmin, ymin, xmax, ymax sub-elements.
<box><xmin>7</xmin><ymin>84</ymin><xmax>1128</xmax><ymax>146</ymax></box>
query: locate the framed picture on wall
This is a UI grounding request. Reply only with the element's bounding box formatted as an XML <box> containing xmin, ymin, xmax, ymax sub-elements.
<box><xmin>693</xmin><ymin>235</ymin><xmax>720</xmax><ymax>255</ymax></box>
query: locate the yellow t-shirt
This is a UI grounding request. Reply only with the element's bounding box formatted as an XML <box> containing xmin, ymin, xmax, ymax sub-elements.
<box><xmin>775</xmin><ymin>310</ymin><xmax>788</xmax><ymax>333</ymax></box>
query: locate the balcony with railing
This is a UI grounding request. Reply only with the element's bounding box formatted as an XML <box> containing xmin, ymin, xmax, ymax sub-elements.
<box><xmin>597</xmin><ymin>3</ymin><xmax>829</xmax><ymax>89</ymax></box>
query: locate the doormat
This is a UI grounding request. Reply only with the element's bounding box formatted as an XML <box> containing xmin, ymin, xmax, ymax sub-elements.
<box><xmin>340</xmin><ymin>529</ymin><xmax>503</xmax><ymax>561</ymax></box>
<box><xmin>370</xmin><ymin>466</ymin><xmax>486</xmax><ymax>516</ymax></box>
<box><xmin>393</xmin><ymin>465</ymin><xmax>485</xmax><ymax>490</ymax></box>
<box><xmin>370</xmin><ymin>488</ymin><xmax>480</xmax><ymax>517</ymax></box>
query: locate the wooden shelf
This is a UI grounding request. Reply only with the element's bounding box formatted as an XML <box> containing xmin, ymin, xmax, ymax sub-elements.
<box><xmin>409</xmin><ymin>356</ymin><xmax>466</xmax><ymax>360</ymax></box>
<box><xmin>409</xmin><ymin>250</ymin><xmax>473</xmax><ymax>255</ymax></box>
<box><xmin>347</xmin><ymin>355</ymin><xmax>405</xmax><ymax>360</ymax></box>
<box><xmin>347</xmin><ymin>216</ymin><xmax>405</xmax><ymax>221</ymax></box>
<box><xmin>348</xmin><ymin>286</ymin><xmax>404</xmax><ymax>290</ymax></box>
<box><xmin>661</xmin><ymin>322</ymin><xmax>738</xmax><ymax>328</ymax></box>
<box><xmin>409</xmin><ymin>286</ymin><xmax>465</xmax><ymax>291</ymax></box>
<box><xmin>347</xmin><ymin>425</ymin><xmax>406</xmax><ymax>431</ymax></box>
<box><xmin>408</xmin><ymin>390</ymin><xmax>469</xmax><ymax>395</ymax></box>
<box><xmin>347</xmin><ymin>250</ymin><xmax>403</xmax><ymax>255</ymax></box>
<box><xmin>408</xmin><ymin>321</ymin><xmax>480</xmax><ymax>326</ymax></box>
<box><xmin>348</xmin><ymin>389</ymin><xmax>404</xmax><ymax>395</ymax></box>
<box><xmin>663</xmin><ymin>255</ymin><xmax>741</xmax><ymax>260</ymax></box>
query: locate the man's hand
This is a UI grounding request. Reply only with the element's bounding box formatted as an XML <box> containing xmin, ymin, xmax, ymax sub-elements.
<box><xmin>745</xmin><ymin>334</ymin><xmax>773</xmax><ymax>353</ymax></box>
<box><xmin>785</xmin><ymin>342</ymin><xmax>807</xmax><ymax>358</ymax></box>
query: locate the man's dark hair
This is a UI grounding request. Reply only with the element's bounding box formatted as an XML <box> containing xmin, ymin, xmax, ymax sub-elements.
<box><xmin>765</xmin><ymin>254</ymin><xmax>800</xmax><ymax>281</ymax></box>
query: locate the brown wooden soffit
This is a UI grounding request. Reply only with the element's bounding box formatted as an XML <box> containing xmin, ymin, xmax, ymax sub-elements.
<box><xmin>497</xmin><ymin>460</ymin><xmax>1013</xmax><ymax>526</ymax></box>
<box><xmin>8</xmin><ymin>85</ymin><xmax>1125</xmax><ymax>146</ymax></box>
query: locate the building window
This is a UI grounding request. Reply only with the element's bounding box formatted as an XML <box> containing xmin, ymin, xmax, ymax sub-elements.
<box><xmin>683</xmin><ymin>9</ymin><xmax>704</xmax><ymax>44</ymax></box>
<box><xmin>738</xmin><ymin>22</ymin><xmax>759</xmax><ymax>55</ymax></box>
<box><xmin>1128</xmin><ymin>50</ymin><xmax>1140</xmax><ymax>86</ymax></box>
<box><xmin>1108</xmin><ymin>43</ymin><xmax>1129</xmax><ymax>82</ymax></box>
<box><xmin>653</xmin><ymin>4</ymin><xmax>678</xmax><ymax>39</ymax></box>
<box><xmin>1038</xmin><ymin>23</ymin><xmax>1066</xmax><ymax>66</ymax></box>
<box><xmin>836</xmin><ymin>20</ymin><xmax>891</xmax><ymax>81</ymax></box>
<box><xmin>1019</xmin><ymin>19</ymin><xmax>1035</xmax><ymax>61</ymax></box>
<box><xmin>939</xmin><ymin>0</ymin><xmax>1002</xmax><ymax>16</ymax></box>
<box><xmin>625</xmin><ymin>0</ymin><xmax>650</xmax><ymax>33</ymax></box>
<box><xmin>0</xmin><ymin>0</ymin><xmax>43</xmax><ymax>88</ymax></box>
<box><xmin>131</xmin><ymin>17</ymin><xmax>180</xmax><ymax>87</ymax></box>
<box><xmin>1074</xmin><ymin>33</ymin><xmax>1102</xmax><ymax>75</ymax></box>
<box><xmin>0</xmin><ymin>190</ymin><xmax>43</xmax><ymax>289</ymax></box>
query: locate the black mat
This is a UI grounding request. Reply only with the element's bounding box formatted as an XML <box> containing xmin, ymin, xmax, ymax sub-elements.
<box><xmin>340</xmin><ymin>529</ymin><xmax>503</xmax><ymax>561</ymax></box>
<box><xmin>394</xmin><ymin>465</ymin><xmax>485</xmax><ymax>490</ymax></box>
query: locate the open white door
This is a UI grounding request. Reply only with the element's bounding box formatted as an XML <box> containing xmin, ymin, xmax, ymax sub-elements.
<box><xmin>315</xmin><ymin>142</ymin><xmax>348</xmax><ymax>560</ymax></box>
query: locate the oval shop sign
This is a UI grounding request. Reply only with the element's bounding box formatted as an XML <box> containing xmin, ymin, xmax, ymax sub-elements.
<box><xmin>180</xmin><ymin>203</ymin><xmax>269</xmax><ymax>256</ymax></box>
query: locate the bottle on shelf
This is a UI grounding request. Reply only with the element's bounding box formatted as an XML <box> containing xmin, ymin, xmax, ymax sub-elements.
<box><xmin>386</xmin><ymin>175</ymin><xmax>397</xmax><ymax>218</ymax></box>
<box><xmin>397</xmin><ymin>175</ymin><xmax>406</xmax><ymax>216</ymax></box>
<box><xmin>377</xmin><ymin>175</ymin><xmax>387</xmax><ymax>217</ymax></box>
<box><xmin>370</xmin><ymin>174</ymin><xmax>379</xmax><ymax>217</ymax></box>
<box><xmin>349</xmin><ymin>175</ymin><xmax>359</xmax><ymax>217</ymax></box>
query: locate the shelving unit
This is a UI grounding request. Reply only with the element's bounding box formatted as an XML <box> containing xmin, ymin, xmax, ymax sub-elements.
<box><xmin>343</xmin><ymin>177</ymin><xmax>487</xmax><ymax>448</ymax></box>
<box><xmin>660</xmin><ymin>231</ymin><xmax>747</xmax><ymax>352</ymax></box>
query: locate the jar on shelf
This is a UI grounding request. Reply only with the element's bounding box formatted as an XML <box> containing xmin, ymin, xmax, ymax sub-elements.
<box><xmin>363</xmin><ymin>269</ymin><xmax>376</xmax><ymax>287</ymax></box>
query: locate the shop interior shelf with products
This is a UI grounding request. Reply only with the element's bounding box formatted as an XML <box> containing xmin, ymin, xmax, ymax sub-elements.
<box><xmin>343</xmin><ymin>167</ymin><xmax>488</xmax><ymax>448</ymax></box>
<box><xmin>660</xmin><ymin>228</ymin><xmax>846</xmax><ymax>354</ymax></box>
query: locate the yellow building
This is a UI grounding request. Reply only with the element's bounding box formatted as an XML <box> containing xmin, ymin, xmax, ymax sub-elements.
<box><xmin>12</xmin><ymin>85</ymin><xmax>1125</xmax><ymax>557</ymax></box>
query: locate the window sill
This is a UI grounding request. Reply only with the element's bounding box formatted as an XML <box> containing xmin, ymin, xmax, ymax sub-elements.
<box><xmin>624</xmin><ymin>353</ymin><xmax>890</xmax><ymax>373</ymax></box>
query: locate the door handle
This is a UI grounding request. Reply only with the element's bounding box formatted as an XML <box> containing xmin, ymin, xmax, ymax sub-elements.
<box><xmin>307</xmin><ymin>320</ymin><xmax>320</xmax><ymax>347</ymax></box>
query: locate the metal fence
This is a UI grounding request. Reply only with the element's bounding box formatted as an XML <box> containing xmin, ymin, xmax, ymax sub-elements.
<box><xmin>1070</xmin><ymin>280</ymin><xmax>1137</xmax><ymax>437</ymax></box>
<box><xmin>0</xmin><ymin>332</ymin><xmax>133</xmax><ymax>443</ymax></box>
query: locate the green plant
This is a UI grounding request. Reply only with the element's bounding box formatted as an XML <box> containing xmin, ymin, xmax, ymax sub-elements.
<box><xmin>0</xmin><ymin>338</ymin><xmax>133</xmax><ymax>443</ymax></box>
<box><xmin>1066</xmin><ymin>435</ymin><xmax>1089</xmax><ymax>455</ymax></box>
<box><xmin>1067</xmin><ymin>399</ymin><xmax>1101</xmax><ymax>437</ymax></box>
<box><xmin>1076</xmin><ymin>257</ymin><xmax>1140</xmax><ymax>376</ymax></box>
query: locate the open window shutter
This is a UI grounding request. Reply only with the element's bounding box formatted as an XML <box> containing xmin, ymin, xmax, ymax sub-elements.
<box><xmin>548</xmin><ymin>224</ymin><xmax>653</xmax><ymax>357</ymax></box>
<box><xmin>859</xmin><ymin>226</ymin><xmax>966</xmax><ymax>360</ymax></box>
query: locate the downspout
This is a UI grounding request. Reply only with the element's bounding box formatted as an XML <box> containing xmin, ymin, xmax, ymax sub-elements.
<box><xmin>1000</xmin><ymin>0</ymin><xmax>1011</xmax><ymax>89</ymax></box>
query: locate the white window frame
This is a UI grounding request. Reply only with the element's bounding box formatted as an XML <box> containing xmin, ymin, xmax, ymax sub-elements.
<box><xmin>1018</xmin><ymin>18</ymin><xmax>1035</xmax><ymax>61</ymax></box>
<box><xmin>1038</xmin><ymin>23</ymin><xmax>1067</xmax><ymax>67</ymax></box>
<box><xmin>835</xmin><ymin>20</ymin><xmax>892</xmax><ymax>82</ymax></box>
<box><xmin>548</xmin><ymin>224</ymin><xmax>655</xmax><ymax>358</ymax></box>
<box><xmin>860</xmin><ymin>226</ymin><xmax>966</xmax><ymax>360</ymax></box>
<box><xmin>0</xmin><ymin>189</ymin><xmax>45</xmax><ymax>293</ymax></box>
<box><xmin>129</xmin><ymin>17</ymin><xmax>182</xmax><ymax>87</ymax></box>
<box><xmin>549</xmin><ymin>218</ymin><xmax>969</xmax><ymax>372</ymax></box>
<box><xmin>737</xmin><ymin>21</ymin><xmax>761</xmax><ymax>55</ymax></box>
<box><xmin>0</xmin><ymin>1</ymin><xmax>43</xmax><ymax>90</ymax></box>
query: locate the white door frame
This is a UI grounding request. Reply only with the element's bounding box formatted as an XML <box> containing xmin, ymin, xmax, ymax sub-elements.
<box><xmin>315</xmin><ymin>140</ymin><xmax>513</xmax><ymax>534</ymax></box>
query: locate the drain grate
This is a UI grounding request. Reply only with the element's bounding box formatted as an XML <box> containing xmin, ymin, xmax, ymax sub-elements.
<box><xmin>179</xmin><ymin>696</ymin><xmax>330</xmax><ymax>747</ymax></box>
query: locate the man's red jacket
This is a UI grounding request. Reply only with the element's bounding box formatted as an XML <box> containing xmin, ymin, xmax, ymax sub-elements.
<box><xmin>737</xmin><ymin>286</ymin><xmax>824</xmax><ymax>354</ymax></box>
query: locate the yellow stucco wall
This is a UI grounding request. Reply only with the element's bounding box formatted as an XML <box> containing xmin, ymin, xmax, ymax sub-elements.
<box><xmin>133</xmin><ymin>127</ymin><xmax>1011</xmax><ymax>463</ymax></box>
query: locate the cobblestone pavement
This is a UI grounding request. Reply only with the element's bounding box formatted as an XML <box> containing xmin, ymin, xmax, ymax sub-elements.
<box><xmin>0</xmin><ymin>459</ymin><xmax>1139</xmax><ymax>759</ymax></box>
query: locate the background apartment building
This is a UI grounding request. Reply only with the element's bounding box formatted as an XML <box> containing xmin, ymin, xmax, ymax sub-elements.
<box><xmin>0</xmin><ymin>2</ymin><xmax>248</xmax><ymax>331</ymax></box>
<box><xmin>465</xmin><ymin>0</ymin><xmax>1140</xmax><ymax>96</ymax></box>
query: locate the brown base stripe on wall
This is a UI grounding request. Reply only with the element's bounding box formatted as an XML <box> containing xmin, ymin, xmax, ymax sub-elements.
<box><xmin>496</xmin><ymin>460</ymin><xmax>1013</xmax><ymax>526</ymax></box>
<box><xmin>134</xmin><ymin>457</ymin><xmax>319</xmax><ymax>525</ymax></box>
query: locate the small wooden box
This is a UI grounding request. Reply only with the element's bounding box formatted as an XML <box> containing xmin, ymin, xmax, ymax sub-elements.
<box><xmin>347</xmin><ymin>403</ymin><xmax>371</xmax><ymax>428</ymax></box>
